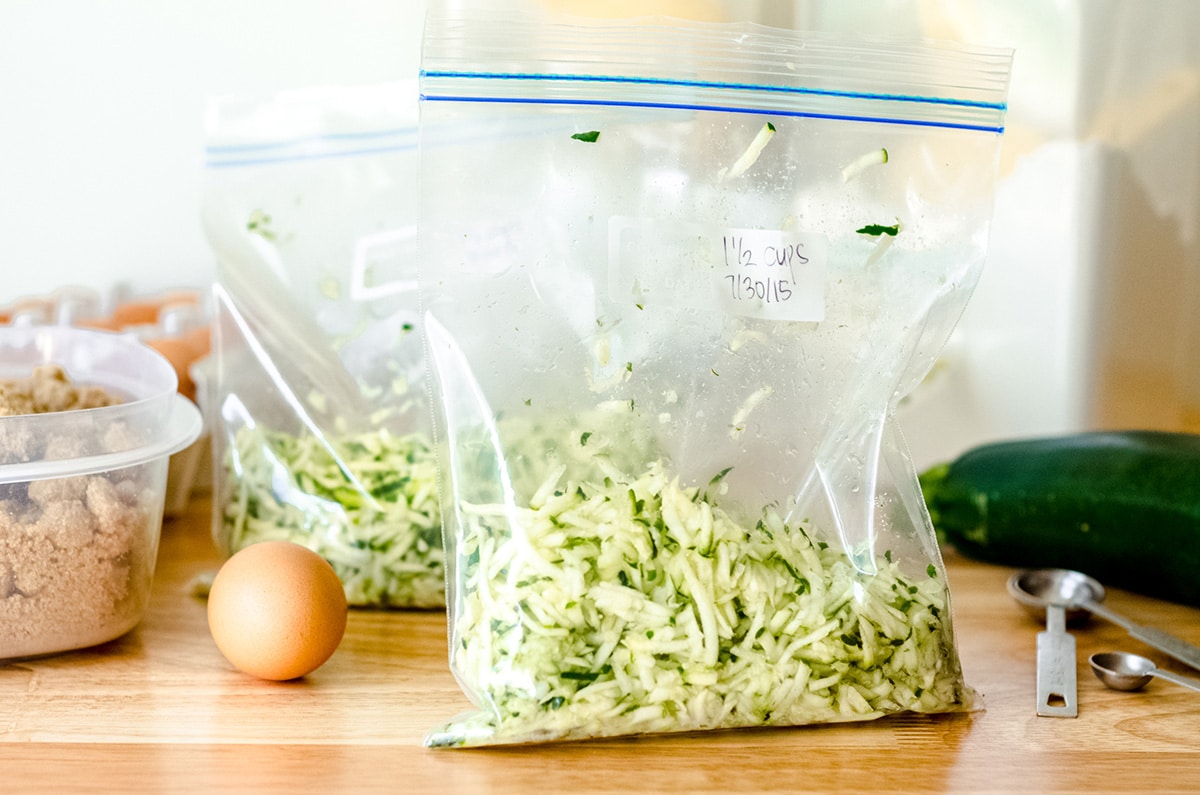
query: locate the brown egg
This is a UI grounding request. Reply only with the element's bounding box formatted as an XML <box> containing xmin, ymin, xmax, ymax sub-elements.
<box><xmin>147</xmin><ymin>337</ymin><xmax>196</xmax><ymax>401</ymax></box>
<box><xmin>181</xmin><ymin>324</ymin><xmax>212</xmax><ymax>360</ymax></box>
<box><xmin>207</xmin><ymin>541</ymin><xmax>348</xmax><ymax>681</ymax></box>
<box><xmin>110</xmin><ymin>300</ymin><xmax>163</xmax><ymax>327</ymax></box>
<box><xmin>75</xmin><ymin>316</ymin><xmax>121</xmax><ymax>331</ymax></box>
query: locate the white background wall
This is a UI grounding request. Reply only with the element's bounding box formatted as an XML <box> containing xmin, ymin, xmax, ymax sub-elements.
<box><xmin>0</xmin><ymin>0</ymin><xmax>428</xmax><ymax>302</ymax></box>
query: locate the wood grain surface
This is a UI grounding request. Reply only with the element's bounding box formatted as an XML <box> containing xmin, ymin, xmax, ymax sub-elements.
<box><xmin>3</xmin><ymin>496</ymin><xmax>1199</xmax><ymax>793</ymax></box>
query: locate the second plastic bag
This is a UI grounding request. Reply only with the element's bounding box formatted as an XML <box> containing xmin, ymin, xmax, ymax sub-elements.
<box><xmin>419</xmin><ymin>12</ymin><xmax>1012</xmax><ymax>745</ymax></box>
<box><xmin>202</xmin><ymin>82</ymin><xmax>443</xmax><ymax>608</ymax></box>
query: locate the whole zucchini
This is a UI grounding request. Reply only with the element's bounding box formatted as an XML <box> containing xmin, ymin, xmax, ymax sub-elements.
<box><xmin>920</xmin><ymin>430</ymin><xmax>1200</xmax><ymax>607</ymax></box>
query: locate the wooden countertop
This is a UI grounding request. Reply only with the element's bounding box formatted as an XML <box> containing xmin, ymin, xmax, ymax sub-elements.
<box><xmin>3</xmin><ymin>495</ymin><xmax>1199</xmax><ymax>794</ymax></box>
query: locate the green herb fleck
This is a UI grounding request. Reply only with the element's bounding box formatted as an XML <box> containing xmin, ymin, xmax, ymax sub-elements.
<box><xmin>709</xmin><ymin>466</ymin><xmax>734</xmax><ymax>487</ymax></box>
<box><xmin>580</xmin><ymin>431</ymin><xmax>593</xmax><ymax>446</ymax></box>
<box><xmin>927</xmin><ymin>563</ymin><xmax>937</xmax><ymax>579</ymax></box>
<box><xmin>561</xmin><ymin>670</ymin><xmax>600</xmax><ymax>682</ymax></box>
<box><xmin>571</xmin><ymin>130</ymin><xmax>601</xmax><ymax>143</ymax></box>
<box><xmin>246</xmin><ymin>209</ymin><xmax>277</xmax><ymax>242</ymax></box>
<box><xmin>856</xmin><ymin>223</ymin><xmax>901</xmax><ymax>237</ymax></box>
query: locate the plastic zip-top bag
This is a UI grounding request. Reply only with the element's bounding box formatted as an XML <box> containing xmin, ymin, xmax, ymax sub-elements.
<box><xmin>419</xmin><ymin>12</ymin><xmax>1012</xmax><ymax>745</ymax></box>
<box><xmin>202</xmin><ymin>82</ymin><xmax>444</xmax><ymax>608</ymax></box>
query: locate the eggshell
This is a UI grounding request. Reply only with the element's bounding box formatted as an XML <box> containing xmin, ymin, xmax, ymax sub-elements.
<box><xmin>147</xmin><ymin>337</ymin><xmax>197</xmax><ymax>401</ymax></box>
<box><xmin>110</xmin><ymin>300</ymin><xmax>162</xmax><ymax>327</ymax></box>
<box><xmin>207</xmin><ymin>541</ymin><xmax>348</xmax><ymax>681</ymax></box>
<box><xmin>75</xmin><ymin>316</ymin><xmax>121</xmax><ymax>331</ymax></box>
<box><xmin>181</xmin><ymin>324</ymin><xmax>212</xmax><ymax>360</ymax></box>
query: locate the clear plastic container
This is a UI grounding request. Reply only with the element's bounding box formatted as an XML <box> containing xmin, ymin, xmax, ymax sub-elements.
<box><xmin>0</xmin><ymin>326</ymin><xmax>202</xmax><ymax>660</ymax></box>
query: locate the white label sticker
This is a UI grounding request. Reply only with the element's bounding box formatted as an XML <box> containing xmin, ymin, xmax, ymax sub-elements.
<box><xmin>608</xmin><ymin>217</ymin><xmax>826</xmax><ymax>322</ymax></box>
<box><xmin>350</xmin><ymin>226</ymin><xmax>418</xmax><ymax>301</ymax></box>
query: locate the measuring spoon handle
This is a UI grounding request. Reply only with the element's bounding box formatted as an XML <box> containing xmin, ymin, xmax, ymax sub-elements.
<box><xmin>1128</xmin><ymin>625</ymin><xmax>1200</xmax><ymax>672</ymax></box>
<box><xmin>1036</xmin><ymin>604</ymin><xmax>1078</xmax><ymax>718</ymax></box>
<box><xmin>1155</xmin><ymin>669</ymin><xmax>1200</xmax><ymax>694</ymax></box>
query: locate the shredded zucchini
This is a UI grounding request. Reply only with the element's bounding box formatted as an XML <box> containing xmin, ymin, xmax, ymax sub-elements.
<box><xmin>221</xmin><ymin>425</ymin><xmax>444</xmax><ymax>608</ymax></box>
<box><xmin>427</xmin><ymin>457</ymin><xmax>973</xmax><ymax>747</ymax></box>
<box><xmin>841</xmin><ymin>147</ymin><xmax>889</xmax><ymax>182</ymax></box>
<box><xmin>720</xmin><ymin>122</ymin><xmax>776</xmax><ymax>181</ymax></box>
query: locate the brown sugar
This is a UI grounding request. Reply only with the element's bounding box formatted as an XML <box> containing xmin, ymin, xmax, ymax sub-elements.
<box><xmin>0</xmin><ymin>364</ymin><xmax>120</xmax><ymax>417</ymax></box>
<box><xmin>0</xmin><ymin>366</ymin><xmax>156</xmax><ymax>660</ymax></box>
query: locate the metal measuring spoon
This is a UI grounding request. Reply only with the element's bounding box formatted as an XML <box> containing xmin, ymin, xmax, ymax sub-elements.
<box><xmin>1089</xmin><ymin>651</ymin><xmax>1200</xmax><ymax>694</ymax></box>
<box><xmin>1035</xmin><ymin>601</ymin><xmax>1078</xmax><ymax>716</ymax></box>
<box><xmin>1007</xmin><ymin>569</ymin><xmax>1091</xmax><ymax>717</ymax></box>
<box><xmin>1008</xmin><ymin>568</ymin><xmax>1200</xmax><ymax>674</ymax></box>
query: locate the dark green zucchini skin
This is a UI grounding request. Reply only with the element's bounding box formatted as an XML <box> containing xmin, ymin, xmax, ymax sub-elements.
<box><xmin>920</xmin><ymin>430</ymin><xmax>1200</xmax><ymax>607</ymax></box>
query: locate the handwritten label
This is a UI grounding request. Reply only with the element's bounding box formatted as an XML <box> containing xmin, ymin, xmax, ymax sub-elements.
<box><xmin>608</xmin><ymin>218</ymin><xmax>826</xmax><ymax>322</ymax></box>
